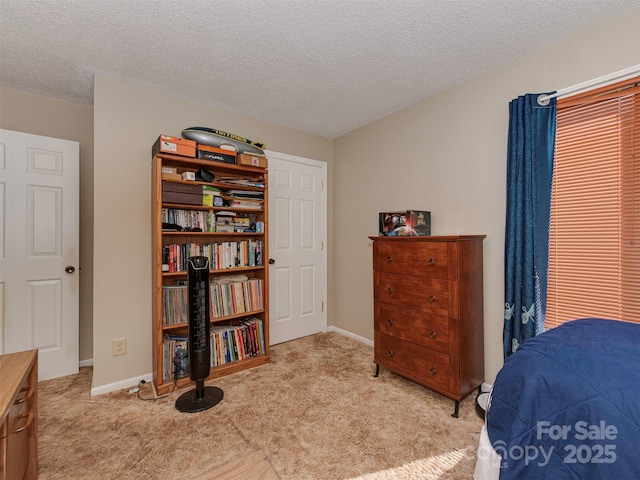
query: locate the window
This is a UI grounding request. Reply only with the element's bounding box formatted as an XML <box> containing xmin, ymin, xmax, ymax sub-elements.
<box><xmin>546</xmin><ymin>76</ymin><xmax>640</xmax><ymax>329</ymax></box>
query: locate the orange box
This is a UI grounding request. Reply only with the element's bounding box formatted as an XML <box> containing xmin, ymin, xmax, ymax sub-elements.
<box><xmin>237</xmin><ymin>153</ymin><xmax>268</xmax><ymax>168</ymax></box>
<box><xmin>152</xmin><ymin>135</ymin><xmax>196</xmax><ymax>158</ymax></box>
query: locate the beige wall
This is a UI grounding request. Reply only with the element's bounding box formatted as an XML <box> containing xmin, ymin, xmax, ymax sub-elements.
<box><xmin>92</xmin><ymin>76</ymin><xmax>333</xmax><ymax>389</ymax></box>
<box><xmin>333</xmin><ymin>8</ymin><xmax>640</xmax><ymax>384</ymax></box>
<box><xmin>0</xmin><ymin>86</ymin><xmax>95</xmax><ymax>362</ymax></box>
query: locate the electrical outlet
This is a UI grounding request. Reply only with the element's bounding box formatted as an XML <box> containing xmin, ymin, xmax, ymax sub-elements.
<box><xmin>112</xmin><ymin>338</ymin><xmax>126</xmax><ymax>356</ymax></box>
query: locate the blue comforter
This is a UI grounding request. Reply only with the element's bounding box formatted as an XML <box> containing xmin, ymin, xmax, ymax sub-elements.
<box><xmin>486</xmin><ymin>318</ymin><xmax>640</xmax><ymax>479</ymax></box>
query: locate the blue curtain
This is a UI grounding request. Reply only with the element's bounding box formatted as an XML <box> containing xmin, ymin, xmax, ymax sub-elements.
<box><xmin>504</xmin><ymin>93</ymin><xmax>556</xmax><ymax>358</ymax></box>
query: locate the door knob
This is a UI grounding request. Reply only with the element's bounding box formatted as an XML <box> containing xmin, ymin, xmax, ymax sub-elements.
<box><xmin>268</xmin><ymin>258</ymin><xmax>275</xmax><ymax>264</ymax></box>
<box><xmin>65</xmin><ymin>266</ymin><xmax>76</xmax><ymax>273</ymax></box>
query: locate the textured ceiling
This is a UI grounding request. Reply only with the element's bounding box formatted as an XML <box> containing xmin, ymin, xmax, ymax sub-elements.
<box><xmin>1</xmin><ymin>0</ymin><xmax>638</xmax><ymax>138</ymax></box>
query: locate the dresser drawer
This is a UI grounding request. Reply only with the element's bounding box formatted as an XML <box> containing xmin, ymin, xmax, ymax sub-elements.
<box><xmin>374</xmin><ymin>271</ymin><xmax>453</xmax><ymax>317</ymax></box>
<box><xmin>5</xmin><ymin>392</ymin><xmax>33</xmax><ymax>480</ymax></box>
<box><xmin>375</xmin><ymin>332</ymin><xmax>450</xmax><ymax>392</ymax></box>
<box><xmin>374</xmin><ymin>241</ymin><xmax>452</xmax><ymax>278</ymax></box>
<box><xmin>374</xmin><ymin>302</ymin><xmax>449</xmax><ymax>354</ymax></box>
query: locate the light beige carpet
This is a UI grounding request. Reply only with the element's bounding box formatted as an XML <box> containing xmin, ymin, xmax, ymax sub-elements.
<box><xmin>193</xmin><ymin>450</ymin><xmax>281</xmax><ymax>480</ymax></box>
<box><xmin>38</xmin><ymin>332</ymin><xmax>483</xmax><ymax>479</ymax></box>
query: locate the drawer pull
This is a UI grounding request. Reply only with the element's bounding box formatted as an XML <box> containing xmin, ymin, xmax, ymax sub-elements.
<box><xmin>429</xmin><ymin>331</ymin><xmax>437</xmax><ymax>339</ymax></box>
<box><xmin>386</xmin><ymin>255</ymin><xmax>393</xmax><ymax>263</ymax></box>
<box><xmin>430</xmin><ymin>366</ymin><xmax>437</xmax><ymax>375</ymax></box>
<box><xmin>427</xmin><ymin>258</ymin><xmax>435</xmax><ymax>266</ymax></box>
<box><xmin>428</xmin><ymin>295</ymin><xmax>436</xmax><ymax>302</ymax></box>
<box><xmin>12</xmin><ymin>412</ymin><xmax>34</xmax><ymax>435</ymax></box>
<box><xmin>387</xmin><ymin>318</ymin><xmax>393</xmax><ymax>326</ymax></box>
<box><xmin>14</xmin><ymin>386</ymin><xmax>34</xmax><ymax>404</ymax></box>
<box><xmin>387</xmin><ymin>287</ymin><xmax>393</xmax><ymax>295</ymax></box>
<box><xmin>387</xmin><ymin>349</ymin><xmax>394</xmax><ymax>357</ymax></box>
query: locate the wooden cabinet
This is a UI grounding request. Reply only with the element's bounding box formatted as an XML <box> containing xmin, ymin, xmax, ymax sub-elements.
<box><xmin>370</xmin><ymin>235</ymin><xmax>485</xmax><ymax>417</ymax></box>
<box><xmin>152</xmin><ymin>152</ymin><xmax>269</xmax><ymax>395</ymax></box>
<box><xmin>0</xmin><ymin>350</ymin><xmax>38</xmax><ymax>480</ymax></box>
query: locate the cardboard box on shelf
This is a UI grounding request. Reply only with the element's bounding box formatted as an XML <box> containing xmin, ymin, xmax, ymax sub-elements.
<box><xmin>237</xmin><ymin>153</ymin><xmax>268</xmax><ymax>168</ymax></box>
<box><xmin>152</xmin><ymin>135</ymin><xmax>197</xmax><ymax>158</ymax></box>
<box><xmin>161</xmin><ymin>172</ymin><xmax>182</xmax><ymax>181</ymax></box>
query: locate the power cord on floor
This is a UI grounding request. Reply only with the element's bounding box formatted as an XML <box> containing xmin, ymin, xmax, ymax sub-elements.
<box><xmin>136</xmin><ymin>378</ymin><xmax>176</xmax><ymax>401</ymax></box>
<box><xmin>135</xmin><ymin>362</ymin><xmax>188</xmax><ymax>401</ymax></box>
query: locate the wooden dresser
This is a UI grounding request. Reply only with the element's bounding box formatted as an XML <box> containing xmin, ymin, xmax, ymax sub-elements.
<box><xmin>0</xmin><ymin>350</ymin><xmax>38</xmax><ymax>480</ymax></box>
<box><xmin>370</xmin><ymin>235</ymin><xmax>485</xmax><ymax>417</ymax></box>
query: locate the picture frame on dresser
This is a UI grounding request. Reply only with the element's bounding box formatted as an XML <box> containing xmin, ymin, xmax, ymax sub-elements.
<box><xmin>369</xmin><ymin>235</ymin><xmax>485</xmax><ymax>418</ymax></box>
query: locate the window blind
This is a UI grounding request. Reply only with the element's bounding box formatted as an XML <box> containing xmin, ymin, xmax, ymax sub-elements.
<box><xmin>546</xmin><ymin>77</ymin><xmax>640</xmax><ymax>329</ymax></box>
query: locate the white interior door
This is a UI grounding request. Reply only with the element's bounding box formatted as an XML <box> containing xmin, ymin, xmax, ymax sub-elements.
<box><xmin>267</xmin><ymin>151</ymin><xmax>327</xmax><ymax>345</ymax></box>
<box><xmin>0</xmin><ymin>129</ymin><xmax>79</xmax><ymax>381</ymax></box>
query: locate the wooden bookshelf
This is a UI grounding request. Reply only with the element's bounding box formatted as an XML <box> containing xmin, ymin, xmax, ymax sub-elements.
<box><xmin>152</xmin><ymin>152</ymin><xmax>270</xmax><ymax>396</ymax></box>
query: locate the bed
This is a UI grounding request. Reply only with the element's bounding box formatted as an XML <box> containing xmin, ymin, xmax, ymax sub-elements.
<box><xmin>474</xmin><ymin>318</ymin><xmax>640</xmax><ymax>480</ymax></box>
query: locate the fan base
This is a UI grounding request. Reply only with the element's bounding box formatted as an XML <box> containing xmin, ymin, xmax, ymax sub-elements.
<box><xmin>175</xmin><ymin>386</ymin><xmax>224</xmax><ymax>413</ymax></box>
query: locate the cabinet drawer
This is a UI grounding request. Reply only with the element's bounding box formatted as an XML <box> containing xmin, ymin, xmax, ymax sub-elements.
<box><xmin>374</xmin><ymin>272</ymin><xmax>452</xmax><ymax>317</ymax></box>
<box><xmin>374</xmin><ymin>302</ymin><xmax>449</xmax><ymax>354</ymax></box>
<box><xmin>4</xmin><ymin>386</ymin><xmax>34</xmax><ymax>480</ymax></box>
<box><xmin>374</xmin><ymin>241</ymin><xmax>452</xmax><ymax>278</ymax></box>
<box><xmin>5</xmin><ymin>412</ymin><xmax>32</xmax><ymax>480</ymax></box>
<box><xmin>375</xmin><ymin>332</ymin><xmax>450</xmax><ymax>392</ymax></box>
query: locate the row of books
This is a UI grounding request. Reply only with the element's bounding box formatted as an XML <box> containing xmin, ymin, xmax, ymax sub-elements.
<box><xmin>162</xmin><ymin>285</ymin><xmax>188</xmax><ymax>326</ymax></box>
<box><xmin>162</xmin><ymin>208</ymin><xmax>208</xmax><ymax>231</ymax></box>
<box><xmin>161</xmin><ymin>208</ymin><xmax>261</xmax><ymax>233</ymax></box>
<box><xmin>211</xmin><ymin>317</ymin><xmax>266</xmax><ymax>366</ymax></box>
<box><xmin>162</xmin><ymin>240</ymin><xmax>263</xmax><ymax>272</ymax></box>
<box><xmin>161</xmin><ymin>317</ymin><xmax>265</xmax><ymax>381</ymax></box>
<box><xmin>210</xmin><ymin>278</ymin><xmax>263</xmax><ymax>318</ymax></box>
<box><xmin>161</xmin><ymin>278</ymin><xmax>264</xmax><ymax>326</ymax></box>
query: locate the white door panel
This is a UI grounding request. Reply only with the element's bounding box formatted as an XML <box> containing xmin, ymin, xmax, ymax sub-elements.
<box><xmin>267</xmin><ymin>151</ymin><xmax>327</xmax><ymax>345</ymax></box>
<box><xmin>0</xmin><ymin>129</ymin><xmax>79</xmax><ymax>380</ymax></box>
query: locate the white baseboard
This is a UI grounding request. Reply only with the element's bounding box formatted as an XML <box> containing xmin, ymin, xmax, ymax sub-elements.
<box><xmin>79</xmin><ymin>358</ymin><xmax>93</xmax><ymax>368</ymax></box>
<box><xmin>326</xmin><ymin>326</ymin><xmax>374</xmax><ymax>347</ymax></box>
<box><xmin>90</xmin><ymin>372</ymin><xmax>153</xmax><ymax>397</ymax></box>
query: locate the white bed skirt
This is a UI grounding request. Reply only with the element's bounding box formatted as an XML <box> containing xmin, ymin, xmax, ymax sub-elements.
<box><xmin>473</xmin><ymin>424</ymin><xmax>501</xmax><ymax>480</ymax></box>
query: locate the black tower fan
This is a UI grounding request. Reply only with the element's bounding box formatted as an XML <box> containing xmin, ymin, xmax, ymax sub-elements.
<box><xmin>175</xmin><ymin>256</ymin><xmax>224</xmax><ymax>412</ymax></box>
